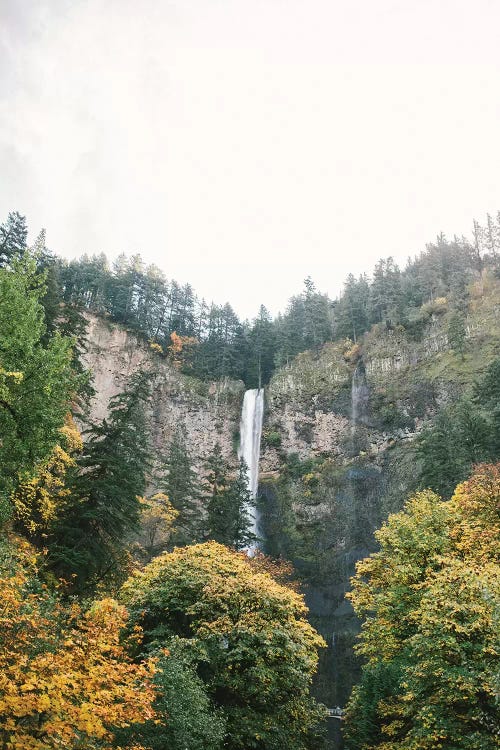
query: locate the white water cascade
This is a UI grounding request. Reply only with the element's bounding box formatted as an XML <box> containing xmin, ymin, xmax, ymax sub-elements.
<box><xmin>238</xmin><ymin>388</ymin><xmax>265</xmax><ymax>547</ymax></box>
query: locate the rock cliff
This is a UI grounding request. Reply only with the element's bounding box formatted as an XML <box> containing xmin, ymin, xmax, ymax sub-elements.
<box><xmin>82</xmin><ymin>314</ymin><xmax>244</xmax><ymax>472</ymax></box>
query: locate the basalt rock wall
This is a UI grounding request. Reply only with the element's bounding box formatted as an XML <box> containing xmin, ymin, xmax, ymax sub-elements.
<box><xmin>82</xmin><ymin>314</ymin><xmax>244</xmax><ymax>471</ymax></box>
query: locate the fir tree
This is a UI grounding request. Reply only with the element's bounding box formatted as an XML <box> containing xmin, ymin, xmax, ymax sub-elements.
<box><xmin>49</xmin><ymin>371</ymin><xmax>152</xmax><ymax>590</ymax></box>
<box><xmin>162</xmin><ymin>426</ymin><xmax>201</xmax><ymax>543</ymax></box>
<box><xmin>226</xmin><ymin>459</ymin><xmax>257</xmax><ymax>551</ymax></box>
<box><xmin>0</xmin><ymin>211</ymin><xmax>28</xmax><ymax>267</ymax></box>
<box><xmin>203</xmin><ymin>447</ymin><xmax>255</xmax><ymax>549</ymax></box>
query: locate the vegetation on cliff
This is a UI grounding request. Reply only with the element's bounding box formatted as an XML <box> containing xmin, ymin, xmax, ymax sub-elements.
<box><xmin>1</xmin><ymin>207</ymin><xmax>500</xmax><ymax>749</ymax></box>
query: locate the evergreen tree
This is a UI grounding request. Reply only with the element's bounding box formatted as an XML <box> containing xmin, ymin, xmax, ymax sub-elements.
<box><xmin>245</xmin><ymin>305</ymin><xmax>277</xmax><ymax>387</ymax></box>
<box><xmin>49</xmin><ymin>371</ymin><xmax>152</xmax><ymax>590</ymax></box>
<box><xmin>484</xmin><ymin>213</ymin><xmax>499</xmax><ymax>262</ymax></box>
<box><xmin>226</xmin><ymin>459</ymin><xmax>256</xmax><ymax>550</ymax></box>
<box><xmin>474</xmin><ymin>358</ymin><xmax>500</xmax><ymax>456</ymax></box>
<box><xmin>203</xmin><ymin>447</ymin><xmax>254</xmax><ymax>549</ymax></box>
<box><xmin>334</xmin><ymin>273</ymin><xmax>370</xmax><ymax>341</ymax></box>
<box><xmin>302</xmin><ymin>276</ymin><xmax>333</xmax><ymax>349</ymax></box>
<box><xmin>369</xmin><ymin>258</ymin><xmax>402</xmax><ymax>324</ymax></box>
<box><xmin>418</xmin><ymin>397</ymin><xmax>492</xmax><ymax>497</ymax></box>
<box><xmin>0</xmin><ymin>211</ymin><xmax>28</xmax><ymax>267</ymax></box>
<box><xmin>162</xmin><ymin>426</ymin><xmax>201</xmax><ymax>543</ymax></box>
<box><xmin>203</xmin><ymin>443</ymin><xmax>232</xmax><ymax>544</ymax></box>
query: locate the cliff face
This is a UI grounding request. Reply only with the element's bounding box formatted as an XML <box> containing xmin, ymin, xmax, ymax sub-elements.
<box><xmin>82</xmin><ymin>314</ymin><xmax>244</xmax><ymax>472</ymax></box>
<box><xmin>84</xmin><ymin>277</ymin><xmax>500</xmax><ymax>478</ymax></box>
<box><xmin>258</xmin><ymin>277</ymin><xmax>500</xmax><ymax>711</ymax></box>
<box><xmin>262</xmin><ymin>275</ymin><xmax>500</xmax><ymax>470</ymax></box>
<box><xmin>82</xmin><ymin>278</ymin><xmax>500</xmax><ymax>715</ymax></box>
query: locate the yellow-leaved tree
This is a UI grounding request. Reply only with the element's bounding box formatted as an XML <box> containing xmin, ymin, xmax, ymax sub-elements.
<box><xmin>344</xmin><ymin>464</ymin><xmax>500</xmax><ymax>750</ymax></box>
<box><xmin>11</xmin><ymin>415</ymin><xmax>83</xmax><ymax>546</ymax></box>
<box><xmin>121</xmin><ymin>541</ymin><xmax>327</xmax><ymax>750</ymax></box>
<box><xmin>0</xmin><ymin>535</ymin><xmax>157</xmax><ymax>750</ymax></box>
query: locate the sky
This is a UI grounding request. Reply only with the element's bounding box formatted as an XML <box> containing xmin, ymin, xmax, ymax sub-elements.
<box><xmin>1</xmin><ymin>0</ymin><xmax>500</xmax><ymax>319</ymax></box>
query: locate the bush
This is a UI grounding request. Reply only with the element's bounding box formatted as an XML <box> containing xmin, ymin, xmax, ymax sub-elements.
<box><xmin>263</xmin><ymin>430</ymin><xmax>282</xmax><ymax>448</ymax></box>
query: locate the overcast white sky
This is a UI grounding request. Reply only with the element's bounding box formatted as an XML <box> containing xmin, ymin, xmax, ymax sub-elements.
<box><xmin>1</xmin><ymin>0</ymin><xmax>500</xmax><ymax>318</ymax></box>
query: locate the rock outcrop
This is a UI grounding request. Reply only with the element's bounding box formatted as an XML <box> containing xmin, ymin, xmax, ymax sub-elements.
<box><xmin>82</xmin><ymin>315</ymin><xmax>244</xmax><ymax>471</ymax></box>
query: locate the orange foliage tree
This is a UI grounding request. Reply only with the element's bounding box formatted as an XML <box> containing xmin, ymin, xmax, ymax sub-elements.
<box><xmin>167</xmin><ymin>331</ymin><xmax>198</xmax><ymax>369</ymax></box>
<box><xmin>0</xmin><ymin>536</ymin><xmax>156</xmax><ymax>750</ymax></box>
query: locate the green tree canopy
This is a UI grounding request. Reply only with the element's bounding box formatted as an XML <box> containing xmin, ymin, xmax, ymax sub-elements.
<box><xmin>49</xmin><ymin>371</ymin><xmax>152</xmax><ymax>591</ymax></box>
<box><xmin>0</xmin><ymin>254</ymin><xmax>76</xmax><ymax>504</ymax></box>
<box><xmin>121</xmin><ymin>541</ymin><xmax>326</xmax><ymax>750</ymax></box>
<box><xmin>345</xmin><ymin>464</ymin><xmax>500</xmax><ymax>750</ymax></box>
<box><xmin>203</xmin><ymin>446</ymin><xmax>255</xmax><ymax>550</ymax></box>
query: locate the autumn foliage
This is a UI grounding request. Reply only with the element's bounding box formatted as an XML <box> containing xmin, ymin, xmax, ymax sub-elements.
<box><xmin>167</xmin><ymin>331</ymin><xmax>198</xmax><ymax>368</ymax></box>
<box><xmin>0</xmin><ymin>536</ymin><xmax>156</xmax><ymax>750</ymax></box>
<box><xmin>345</xmin><ymin>463</ymin><xmax>500</xmax><ymax>750</ymax></box>
<box><xmin>121</xmin><ymin>541</ymin><xmax>326</xmax><ymax>750</ymax></box>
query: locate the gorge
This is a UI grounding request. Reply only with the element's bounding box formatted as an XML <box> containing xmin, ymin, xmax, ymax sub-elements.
<box><xmin>2</xmin><ymin>207</ymin><xmax>500</xmax><ymax>750</ymax></box>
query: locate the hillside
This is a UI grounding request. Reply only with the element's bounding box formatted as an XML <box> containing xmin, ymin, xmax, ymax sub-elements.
<box><xmin>81</xmin><ymin>268</ymin><xmax>500</xmax><ymax>718</ymax></box>
<box><xmin>2</xmin><ymin>209</ymin><xmax>500</xmax><ymax>750</ymax></box>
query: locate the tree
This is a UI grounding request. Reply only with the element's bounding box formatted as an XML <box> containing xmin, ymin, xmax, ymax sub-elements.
<box><xmin>0</xmin><ymin>211</ymin><xmax>28</xmax><ymax>266</ymax></box>
<box><xmin>11</xmin><ymin>416</ymin><xmax>83</xmax><ymax>547</ymax></box>
<box><xmin>0</xmin><ymin>253</ymin><xmax>76</xmax><ymax>501</ymax></box>
<box><xmin>117</xmin><ymin>642</ymin><xmax>226</xmax><ymax>750</ymax></box>
<box><xmin>245</xmin><ymin>305</ymin><xmax>277</xmax><ymax>388</ymax></box>
<box><xmin>474</xmin><ymin>357</ymin><xmax>500</xmax><ymax>456</ymax></box>
<box><xmin>484</xmin><ymin>213</ymin><xmax>499</xmax><ymax>261</ymax></box>
<box><xmin>418</xmin><ymin>396</ymin><xmax>492</xmax><ymax>498</ymax></box>
<box><xmin>167</xmin><ymin>330</ymin><xmax>198</xmax><ymax>370</ymax></box>
<box><xmin>162</xmin><ymin>426</ymin><xmax>200</xmax><ymax>543</ymax></box>
<box><xmin>202</xmin><ymin>442</ymin><xmax>231</xmax><ymax>539</ymax></box>
<box><xmin>334</xmin><ymin>274</ymin><xmax>370</xmax><ymax>341</ymax></box>
<box><xmin>0</xmin><ymin>535</ymin><xmax>156</xmax><ymax>750</ymax></box>
<box><xmin>133</xmin><ymin>492</ymin><xmax>178</xmax><ymax>562</ymax></box>
<box><xmin>121</xmin><ymin>541</ymin><xmax>326</xmax><ymax>750</ymax></box>
<box><xmin>345</xmin><ymin>465</ymin><xmax>500</xmax><ymax>749</ymax></box>
<box><xmin>225</xmin><ymin>459</ymin><xmax>257</xmax><ymax>550</ymax></box>
<box><xmin>203</xmin><ymin>447</ymin><xmax>255</xmax><ymax>550</ymax></box>
<box><xmin>369</xmin><ymin>258</ymin><xmax>402</xmax><ymax>324</ymax></box>
<box><xmin>49</xmin><ymin>371</ymin><xmax>152</xmax><ymax>591</ymax></box>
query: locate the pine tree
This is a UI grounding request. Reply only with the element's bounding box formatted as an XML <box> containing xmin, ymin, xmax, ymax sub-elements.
<box><xmin>49</xmin><ymin>371</ymin><xmax>152</xmax><ymax>590</ymax></box>
<box><xmin>162</xmin><ymin>426</ymin><xmax>201</xmax><ymax>544</ymax></box>
<box><xmin>203</xmin><ymin>447</ymin><xmax>254</xmax><ymax>549</ymax></box>
<box><xmin>203</xmin><ymin>443</ymin><xmax>232</xmax><ymax>544</ymax></box>
<box><xmin>0</xmin><ymin>211</ymin><xmax>28</xmax><ymax>267</ymax></box>
<box><xmin>226</xmin><ymin>459</ymin><xmax>256</xmax><ymax>551</ymax></box>
<box><xmin>474</xmin><ymin>358</ymin><xmax>500</xmax><ymax>456</ymax></box>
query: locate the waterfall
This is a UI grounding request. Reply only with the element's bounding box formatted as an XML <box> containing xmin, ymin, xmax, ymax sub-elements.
<box><xmin>238</xmin><ymin>388</ymin><xmax>264</xmax><ymax>546</ymax></box>
<box><xmin>351</xmin><ymin>362</ymin><xmax>369</xmax><ymax>429</ymax></box>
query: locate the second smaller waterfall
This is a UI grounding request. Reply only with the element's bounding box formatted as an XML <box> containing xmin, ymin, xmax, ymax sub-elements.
<box><xmin>238</xmin><ymin>388</ymin><xmax>265</xmax><ymax>544</ymax></box>
<box><xmin>351</xmin><ymin>362</ymin><xmax>370</xmax><ymax>429</ymax></box>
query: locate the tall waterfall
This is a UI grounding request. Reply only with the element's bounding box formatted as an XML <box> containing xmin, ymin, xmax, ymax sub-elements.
<box><xmin>238</xmin><ymin>388</ymin><xmax>264</xmax><ymax>545</ymax></box>
<box><xmin>351</xmin><ymin>362</ymin><xmax>370</xmax><ymax>429</ymax></box>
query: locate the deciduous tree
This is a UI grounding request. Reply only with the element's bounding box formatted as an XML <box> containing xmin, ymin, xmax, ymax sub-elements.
<box><xmin>121</xmin><ymin>541</ymin><xmax>326</xmax><ymax>750</ymax></box>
